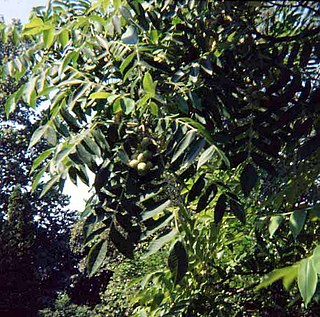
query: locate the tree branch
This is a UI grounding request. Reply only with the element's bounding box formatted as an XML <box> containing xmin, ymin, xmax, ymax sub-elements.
<box><xmin>252</xmin><ymin>25</ymin><xmax>320</xmax><ymax>43</ymax></box>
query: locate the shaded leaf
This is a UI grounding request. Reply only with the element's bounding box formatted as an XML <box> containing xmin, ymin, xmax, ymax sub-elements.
<box><xmin>230</xmin><ymin>199</ymin><xmax>246</xmax><ymax>224</ymax></box>
<box><xmin>289</xmin><ymin>210</ymin><xmax>307</xmax><ymax>240</ymax></box>
<box><xmin>168</xmin><ymin>240</ymin><xmax>188</xmax><ymax>284</ymax></box>
<box><xmin>240</xmin><ymin>163</ymin><xmax>258</xmax><ymax>196</ymax></box>
<box><xmin>269</xmin><ymin>215</ymin><xmax>284</xmax><ymax>238</ymax></box>
<box><xmin>215</xmin><ymin>194</ymin><xmax>226</xmax><ymax>223</ymax></box>
<box><xmin>87</xmin><ymin>239</ymin><xmax>109</xmax><ymax>276</ymax></box>
<box><xmin>171</xmin><ymin>130</ymin><xmax>196</xmax><ymax>163</ymax></box>
<box><xmin>182</xmin><ymin>138</ymin><xmax>206</xmax><ymax>168</ymax></box>
<box><xmin>142</xmin><ymin>199</ymin><xmax>171</xmax><ymax>221</ymax></box>
<box><xmin>196</xmin><ymin>183</ymin><xmax>217</xmax><ymax>213</ymax></box>
<box><xmin>110</xmin><ymin>223</ymin><xmax>134</xmax><ymax>259</ymax></box>
<box><xmin>187</xmin><ymin>174</ymin><xmax>205</xmax><ymax>203</ymax></box>
<box><xmin>122</xmin><ymin>25</ymin><xmax>138</xmax><ymax>44</ymax></box>
<box><xmin>143</xmin><ymin>228</ymin><xmax>178</xmax><ymax>258</ymax></box>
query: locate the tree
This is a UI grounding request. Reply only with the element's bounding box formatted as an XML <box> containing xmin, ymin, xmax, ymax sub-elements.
<box><xmin>0</xmin><ymin>19</ymin><xmax>80</xmax><ymax>317</ymax></box>
<box><xmin>3</xmin><ymin>0</ymin><xmax>320</xmax><ymax>315</ymax></box>
<box><xmin>0</xmin><ymin>187</ymin><xmax>37</xmax><ymax>317</ymax></box>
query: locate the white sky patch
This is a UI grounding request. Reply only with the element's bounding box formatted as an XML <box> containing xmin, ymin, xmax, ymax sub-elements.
<box><xmin>0</xmin><ymin>0</ymin><xmax>48</xmax><ymax>24</ymax></box>
<box><xmin>65</xmin><ymin>175</ymin><xmax>92</xmax><ymax>212</ymax></box>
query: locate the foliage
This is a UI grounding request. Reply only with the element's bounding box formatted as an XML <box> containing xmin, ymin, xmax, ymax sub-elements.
<box><xmin>39</xmin><ymin>293</ymin><xmax>96</xmax><ymax>317</ymax></box>
<box><xmin>2</xmin><ymin>0</ymin><xmax>320</xmax><ymax>315</ymax></box>
<box><xmin>0</xmin><ymin>20</ymin><xmax>79</xmax><ymax>316</ymax></box>
<box><xmin>96</xmin><ymin>251</ymin><xmax>166</xmax><ymax>316</ymax></box>
<box><xmin>0</xmin><ymin>187</ymin><xmax>37</xmax><ymax>316</ymax></box>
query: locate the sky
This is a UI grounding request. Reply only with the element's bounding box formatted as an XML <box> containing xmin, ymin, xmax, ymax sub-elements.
<box><xmin>0</xmin><ymin>0</ymin><xmax>48</xmax><ymax>23</ymax></box>
<box><xmin>1</xmin><ymin>0</ymin><xmax>92</xmax><ymax>211</ymax></box>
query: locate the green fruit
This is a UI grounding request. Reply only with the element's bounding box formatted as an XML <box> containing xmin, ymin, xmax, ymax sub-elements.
<box><xmin>137</xmin><ymin>153</ymin><xmax>146</xmax><ymax>162</ymax></box>
<box><xmin>137</xmin><ymin>162</ymin><xmax>147</xmax><ymax>171</ymax></box>
<box><xmin>137</xmin><ymin>162</ymin><xmax>148</xmax><ymax>175</ymax></box>
<box><xmin>143</xmin><ymin>150</ymin><xmax>152</xmax><ymax>160</ymax></box>
<box><xmin>146</xmin><ymin>161</ymin><xmax>153</xmax><ymax>170</ymax></box>
<box><xmin>141</xmin><ymin>137</ymin><xmax>151</xmax><ymax>149</ymax></box>
<box><xmin>129</xmin><ymin>159</ymin><xmax>139</xmax><ymax>168</ymax></box>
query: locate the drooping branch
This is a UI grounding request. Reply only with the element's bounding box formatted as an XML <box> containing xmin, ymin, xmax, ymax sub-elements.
<box><xmin>252</xmin><ymin>25</ymin><xmax>320</xmax><ymax>43</ymax></box>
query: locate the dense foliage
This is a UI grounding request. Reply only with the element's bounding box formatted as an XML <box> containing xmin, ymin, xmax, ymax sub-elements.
<box><xmin>2</xmin><ymin>0</ymin><xmax>320</xmax><ymax>315</ymax></box>
<box><xmin>0</xmin><ymin>21</ymin><xmax>80</xmax><ymax>317</ymax></box>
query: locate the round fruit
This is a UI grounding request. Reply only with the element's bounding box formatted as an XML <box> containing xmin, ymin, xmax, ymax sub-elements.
<box><xmin>137</xmin><ymin>153</ymin><xmax>146</xmax><ymax>162</ymax></box>
<box><xmin>129</xmin><ymin>159</ymin><xmax>139</xmax><ymax>168</ymax></box>
<box><xmin>143</xmin><ymin>150</ymin><xmax>152</xmax><ymax>160</ymax></box>
<box><xmin>137</xmin><ymin>162</ymin><xmax>148</xmax><ymax>175</ymax></box>
<box><xmin>141</xmin><ymin>137</ymin><xmax>151</xmax><ymax>149</ymax></box>
<box><xmin>146</xmin><ymin>161</ymin><xmax>153</xmax><ymax>170</ymax></box>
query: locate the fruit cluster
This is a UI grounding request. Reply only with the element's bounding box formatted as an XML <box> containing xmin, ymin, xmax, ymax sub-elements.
<box><xmin>128</xmin><ymin>137</ymin><xmax>155</xmax><ymax>175</ymax></box>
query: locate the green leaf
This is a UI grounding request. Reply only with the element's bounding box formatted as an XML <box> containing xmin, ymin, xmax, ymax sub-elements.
<box><xmin>178</xmin><ymin>118</ymin><xmax>216</xmax><ymax>146</ymax></box>
<box><xmin>87</xmin><ymin>239</ymin><xmax>109</xmax><ymax>276</ymax></box>
<box><xmin>40</xmin><ymin>174</ymin><xmax>61</xmax><ymax>198</ymax></box>
<box><xmin>298</xmin><ymin>258</ymin><xmax>317</xmax><ymax>306</ymax></box>
<box><xmin>289</xmin><ymin>210</ymin><xmax>307</xmax><ymax>240</ymax></box>
<box><xmin>171</xmin><ymin>130</ymin><xmax>196</xmax><ymax>163</ymax></box>
<box><xmin>123</xmin><ymin>97</ymin><xmax>135</xmax><ymax>114</ymax></box>
<box><xmin>28</xmin><ymin>125</ymin><xmax>47</xmax><ymax>149</ymax></box>
<box><xmin>142</xmin><ymin>199</ymin><xmax>171</xmax><ymax>221</ymax></box>
<box><xmin>121</xmin><ymin>25</ymin><xmax>138</xmax><ymax>44</ymax></box>
<box><xmin>113</xmin><ymin>0</ymin><xmax>122</xmax><ymax>8</ymax></box>
<box><xmin>31</xmin><ymin>166</ymin><xmax>46</xmax><ymax>192</ymax></box>
<box><xmin>312</xmin><ymin>245</ymin><xmax>320</xmax><ymax>273</ymax></box>
<box><xmin>83</xmin><ymin>136</ymin><xmax>101</xmax><ymax>156</ymax></box>
<box><xmin>182</xmin><ymin>138</ymin><xmax>206</xmax><ymax>168</ymax></box>
<box><xmin>197</xmin><ymin>144</ymin><xmax>216</xmax><ymax>169</ymax></box>
<box><xmin>23</xmin><ymin>17</ymin><xmax>44</xmax><ymax>35</ymax></box>
<box><xmin>269</xmin><ymin>215</ymin><xmax>284</xmax><ymax>238</ymax></box>
<box><xmin>168</xmin><ymin>240</ymin><xmax>188</xmax><ymax>284</ymax></box>
<box><xmin>143</xmin><ymin>228</ymin><xmax>178</xmax><ymax>258</ymax></box>
<box><xmin>149</xmin><ymin>101</ymin><xmax>159</xmax><ymax>116</ymax></box>
<box><xmin>55</xmin><ymin>144</ymin><xmax>75</xmax><ymax>166</ymax></box>
<box><xmin>240</xmin><ymin>163</ymin><xmax>259</xmax><ymax>196</ymax></box>
<box><xmin>311</xmin><ymin>204</ymin><xmax>320</xmax><ymax>218</ymax></box>
<box><xmin>118</xmin><ymin>150</ymin><xmax>129</xmax><ymax>164</ymax></box>
<box><xmin>59</xmin><ymin>29</ymin><xmax>69</xmax><ymax>48</ymax></box>
<box><xmin>59</xmin><ymin>50</ymin><xmax>79</xmax><ymax>75</ymax></box>
<box><xmin>43</xmin><ymin>27</ymin><xmax>55</xmax><ymax>49</ymax></box>
<box><xmin>5</xmin><ymin>93</ymin><xmax>16</xmax><ymax>118</ymax></box>
<box><xmin>120</xmin><ymin>52</ymin><xmax>136</xmax><ymax>74</ymax></box>
<box><xmin>142</xmin><ymin>214</ymin><xmax>174</xmax><ymax>240</ymax></box>
<box><xmin>44</xmin><ymin>125</ymin><xmax>57</xmax><ymax>146</ymax></box>
<box><xmin>283</xmin><ymin>265</ymin><xmax>298</xmax><ymax>290</ymax></box>
<box><xmin>77</xmin><ymin>143</ymin><xmax>93</xmax><ymax>166</ymax></box>
<box><xmin>96</xmin><ymin>34</ymin><xmax>110</xmax><ymax>50</ymax></box>
<box><xmin>31</xmin><ymin>147</ymin><xmax>55</xmax><ymax>173</ymax></box>
<box><xmin>23</xmin><ymin>75</ymin><xmax>39</xmax><ymax>106</ymax></box>
<box><xmin>257</xmin><ymin>266</ymin><xmax>293</xmax><ymax>290</ymax></box>
<box><xmin>143</xmin><ymin>72</ymin><xmax>156</xmax><ymax>96</ymax></box>
<box><xmin>89</xmin><ymin>91</ymin><xmax>112</xmax><ymax>99</ymax></box>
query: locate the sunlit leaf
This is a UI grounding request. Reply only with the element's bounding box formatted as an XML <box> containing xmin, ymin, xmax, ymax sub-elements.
<box><xmin>298</xmin><ymin>258</ymin><xmax>317</xmax><ymax>306</ymax></box>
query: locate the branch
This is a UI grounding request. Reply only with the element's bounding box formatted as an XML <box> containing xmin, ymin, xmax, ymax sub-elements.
<box><xmin>252</xmin><ymin>25</ymin><xmax>320</xmax><ymax>43</ymax></box>
<box><xmin>267</xmin><ymin>1</ymin><xmax>320</xmax><ymax>15</ymax></box>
